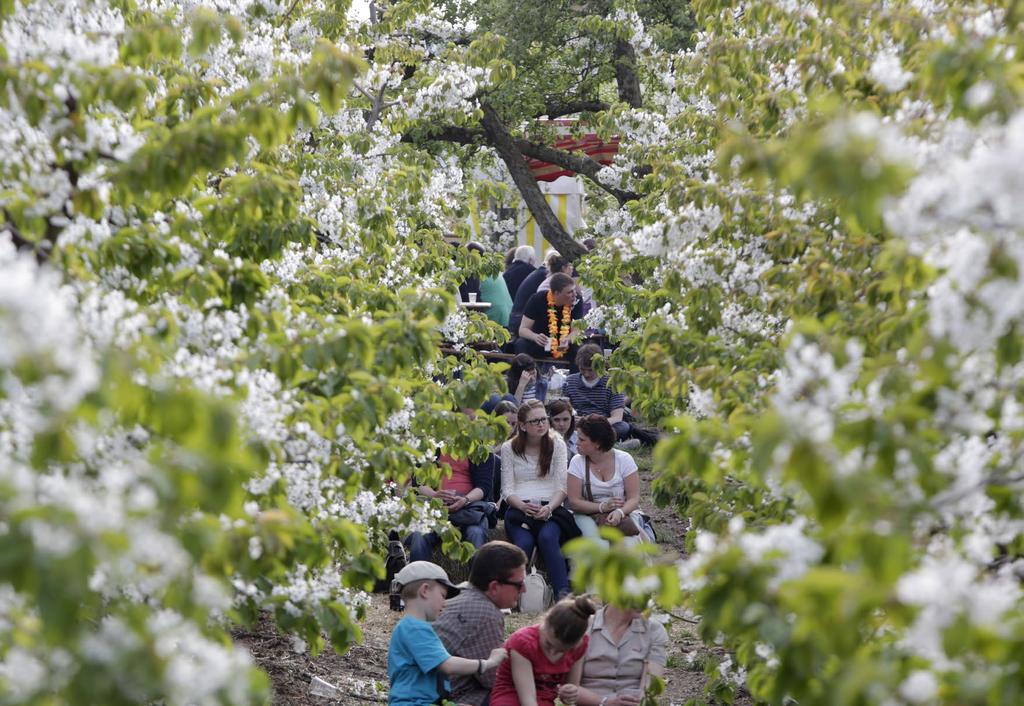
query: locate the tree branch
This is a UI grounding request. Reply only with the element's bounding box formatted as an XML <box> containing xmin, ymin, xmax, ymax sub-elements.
<box><xmin>480</xmin><ymin>103</ymin><xmax>586</xmax><ymax>261</ymax></box>
<box><xmin>409</xmin><ymin>120</ymin><xmax>639</xmax><ymax>204</ymax></box>
<box><xmin>538</xmin><ymin>100</ymin><xmax>611</xmax><ymax>119</ymax></box>
<box><xmin>281</xmin><ymin>0</ymin><xmax>301</xmax><ymax>21</ymax></box>
<box><xmin>514</xmin><ymin>138</ymin><xmax>639</xmax><ymax>205</ymax></box>
<box><xmin>402</xmin><ymin>125</ymin><xmax>484</xmax><ymax>146</ymax></box>
<box><xmin>666</xmin><ymin>610</ymin><xmax>701</xmax><ymax>625</ymax></box>
<box><xmin>353</xmin><ymin>80</ymin><xmax>397</xmax><ymax>130</ymax></box>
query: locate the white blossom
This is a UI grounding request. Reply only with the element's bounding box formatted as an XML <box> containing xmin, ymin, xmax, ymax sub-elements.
<box><xmin>869</xmin><ymin>50</ymin><xmax>913</xmax><ymax>92</ymax></box>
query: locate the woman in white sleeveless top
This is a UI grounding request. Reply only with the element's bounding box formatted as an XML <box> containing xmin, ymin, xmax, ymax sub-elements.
<box><xmin>566</xmin><ymin>414</ymin><xmax>647</xmax><ymax>548</ymax></box>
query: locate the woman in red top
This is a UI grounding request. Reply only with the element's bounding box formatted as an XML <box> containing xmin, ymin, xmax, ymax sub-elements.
<box><xmin>490</xmin><ymin>596</ymin><xmax>595</xmax><ymax>706</ymax></box>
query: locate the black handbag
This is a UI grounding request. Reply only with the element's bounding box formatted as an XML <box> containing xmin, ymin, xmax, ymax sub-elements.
<box><xmin>506</xmin><ymin>504</ymin><xmax>581</xmax><ymax>543</ymax></box>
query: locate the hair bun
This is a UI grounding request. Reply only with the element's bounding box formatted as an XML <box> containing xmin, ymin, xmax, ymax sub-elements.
<box><xmin>572</xmin><ymin>595</ymin><xmax>596</xmax><ymax>618</ymax></box>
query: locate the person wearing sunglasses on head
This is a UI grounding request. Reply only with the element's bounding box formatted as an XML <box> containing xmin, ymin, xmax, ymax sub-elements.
<box><xmin>500</xmin><ymin>400</ymin><xmax>581</xmax><ymax>600</ymax></box>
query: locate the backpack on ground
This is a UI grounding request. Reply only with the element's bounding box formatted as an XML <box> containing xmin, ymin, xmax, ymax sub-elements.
<box><xmin>517</xmin><ymin>561</ymin><xmax>553</xmax><ymax>614</ymax></box>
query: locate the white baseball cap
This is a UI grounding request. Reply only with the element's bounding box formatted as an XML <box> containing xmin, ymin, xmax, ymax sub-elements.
<box><xmin>392</xmin><ymin>561</ymin><xmax>461</xmax><ymax>596</ymax></box>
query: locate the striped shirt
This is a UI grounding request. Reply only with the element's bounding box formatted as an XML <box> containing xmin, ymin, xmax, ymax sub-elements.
<box><xmin>563</xmin><ymin>374</ymin><xmax>625</xmax><ymax>417</ymax></box>
<box><xmin>521</xmin><ymin>381</ymin><xmax>539</xmax><ymax>402</ymax></box>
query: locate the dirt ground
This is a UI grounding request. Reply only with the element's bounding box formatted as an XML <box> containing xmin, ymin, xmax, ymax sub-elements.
<box><xmin>234</xmin><ymin>450</ymin><xmax>752</xmax><ymax>706</ymax></box>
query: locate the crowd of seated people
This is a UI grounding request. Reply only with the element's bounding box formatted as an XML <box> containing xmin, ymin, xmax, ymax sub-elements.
<box><xmin>407</xmin><ymin>240</ymin><xmax>661</xmax><ymax>564</ymax></box>
<box><xmin>389</xmin><ymin>559</ymin><xmax>665</xmax><ymax>706</ymax></box>
<box><xmin>386</xmin><ymin>241</ymin><xmax>665</xmax><ymax>706</ymax></box>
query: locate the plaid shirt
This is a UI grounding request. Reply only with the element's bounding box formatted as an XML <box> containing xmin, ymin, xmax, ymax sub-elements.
<box><xmin>433</xmin><ymin>587</ymin><xmax>505</xmax><ymax>706</ymax></box>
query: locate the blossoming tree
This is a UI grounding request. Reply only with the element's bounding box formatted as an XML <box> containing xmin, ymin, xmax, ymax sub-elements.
<box><xmin>566</xmin><ymin>1</ymin><xmax>1024</xmax><ymax>705</ymax></box>
<box><xmin>5</xmin><ymin>0</ymin><xmax>1024</xmax><ymax>705</ymax></box>
<box><xmin>1</xmin><ymin>0</ymin><xmax>510</xmax><ymax>702</ymax></box>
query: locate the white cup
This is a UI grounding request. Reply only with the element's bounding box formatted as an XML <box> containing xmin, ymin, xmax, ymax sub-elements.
<box><xmin>468</xmin><ymin>293</ymin><xmax>478</xmax><ymax>303</ymax></box>
<box><xmin>544</xmin><ymin>339</ymin><xmax>552</xmax><ymax>352</ymax></box>
<box><xmin>309</xmin><ymin>676</ymin><xmax>341</xmax><ymax>697</ymax></box>
<box><xmin>603</xmin><ymin>348</ymin><xmax>613</xmax><ymax>358</ymax></box>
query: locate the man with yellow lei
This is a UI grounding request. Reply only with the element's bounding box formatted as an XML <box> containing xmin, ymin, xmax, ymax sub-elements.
<box><xmin>515</xmin><ymin>273</ymin><xmax>583</xmax><ymax>369</ymax></box>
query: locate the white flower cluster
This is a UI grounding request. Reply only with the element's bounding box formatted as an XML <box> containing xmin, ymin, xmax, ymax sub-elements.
<box><xmin>0</xmin><ymin>101</ymin><xmax>73</xmax><ymax>219</ymax></box>
<box><xmin>772</xmin><ymin>337</ymin><xmax>864</xmax><ymax>445</ymax></box>
<box><xmin>0</xmin><ymin>242</ymin><xmax>99</xmax><ymax>413</ymax></box>
<box><xmin>399</xmin><ymin>63</ymin><xmax>492</xmax><ymax>123</ymax></box>
<box><xmin>583</xmin><ymin>303</ymin><xmax>645</xmax><ymax>340</ymax></box>
<box><xmin>610</xmin><ymin>8</ymin><xmax>654</xmax><ymax>52</ymax></box>
<box><xmin>679</xmin><ymin>517</ymin><xmax>823</xmax><ymax>594</ymax></box>
<box><xmin>2</xmin><ymin>0</ymin><xmax>124</xmax><ymax>66</ymax></box>
<box><xmin>439</xmin><ymin>307</ymin><xmax>471</xmax><ymax>347</ymax></box>
<box><xmin>618</xmin><ymin>202</ymin><xmax>724</xmax><ymax>262</ymax></box>
<box><xmin>886</xmin><ymin>110</ymin><xmax>1024</xmax><ymax>352</ymax></box>
<box><xmin>149</xmin><ymin>609</ymin><xmax>259</xmax><ymax>705</ymax></box>
<box><xmin>0</xmin><ymin>245</ymin><xmax>260</xmax><ymax>704</ymax></box>
<box><xmin>716</xmin><ymin>654</ymin><xmax>748</xmax><ymax>689</ymax></box>
<box><xmin>869</xmin><ymin>50</ymin><xmax>913</xmax><ymax>93</ymax></box>
<box><xmin>897</xmin><ymin>546</ymin><xmax>1021</xmax><ymax>668</ymax></box>
<box><xmin>270</xmin><ymin>564</ymin><xmax>370</xmax><ymax>618</ymax></box>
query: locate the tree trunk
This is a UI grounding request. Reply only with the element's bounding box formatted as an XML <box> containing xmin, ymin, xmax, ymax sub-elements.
<box><xmin>613</xmin><ymin>39</ymin><xmax>643</xmax><ymax>108</ymax></box>
<box><xmin>480</xmin><ymin>103</ymin><xmax>587</xmax><ymax>261</ymax></box>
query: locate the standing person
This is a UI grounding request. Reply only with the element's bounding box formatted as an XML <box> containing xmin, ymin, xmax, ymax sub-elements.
<box><xmin>546</xmin><ymin>399</ymin><xmax>577</xmax><ymax>458</ymax></box>
<box><xmin>489</xmin><ymin>596</ymin><xmax>596</xmax><ymax>706</ymax></box>
<box><xmin>481</xmin><ymin>271</ymin><xmax>514</xmax><ymax>328</ymax></box>
<box><xmin>573</xmin><ymin>603</ymin><xmax>669</xmax><ymax>706</ymax></box>
<box><xmin>535</xmin><ymin>256</ymin><xmax>575</xmax><ymax>293</ymax></box>
<box><xmin>515</xmin><ymin>273</ymin><xmax>584</xmax><ymax>364</ymax></box>
<box><xmin>433</xmin><ymin>542</ymin><xmax>530</xmax><ymax>706</ymax></box>
<box><xmin>563</xmin><ymin>344</ymin><xmax>654</xmax><ymax>448</ymax></box>
<box><xmin>565</xmin><ymin>415</ymin><xmax>645</xmax><ymax>548</ymax></box>
<box><xmin>500</xmin><ymin>400</ymin><xmax>578</xmax><ymax>599</ymax></box>
<box><xmin>387</xmin><ymin>562</ymin><xmax>508</xmax><ymax>706</ymax></box>
<box><xmin>503</xmin><ymin>245</ymin><xmax>538</xmax><ymax>300</ymax></box>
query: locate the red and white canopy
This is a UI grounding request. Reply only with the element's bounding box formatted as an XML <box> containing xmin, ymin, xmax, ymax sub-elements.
<box><xmin>525</xmin><ymin>119</ymin><xmax>620</xmax><ymax>182</ymax></box>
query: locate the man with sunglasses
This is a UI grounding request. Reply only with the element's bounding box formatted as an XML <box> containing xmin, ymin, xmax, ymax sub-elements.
<box><xmin>433</xmin><ymin>541</ymin><xmax>529</xmax><ymax>706</ymax></box>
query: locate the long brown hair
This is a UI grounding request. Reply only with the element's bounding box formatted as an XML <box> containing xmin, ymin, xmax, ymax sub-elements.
<box><xmin>507</xmin><ymin>353</ymin><xmax>536</xmax><ymax>396</ymax></box>
<box><xmin>511</xmin><ymin>399</ymin><xmax>555</xmax><ymax>477</ymax></box>
<box><xmin>545</xmin><ymin>398</ymin><xmax>575</xmax><ymax>439</ymax></box>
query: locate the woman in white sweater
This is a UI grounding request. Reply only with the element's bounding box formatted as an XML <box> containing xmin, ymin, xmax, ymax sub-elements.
<box><xmin>500</xmin><ymin>399</ymin><xmax>576</xmax><ymax>598</ymax></box>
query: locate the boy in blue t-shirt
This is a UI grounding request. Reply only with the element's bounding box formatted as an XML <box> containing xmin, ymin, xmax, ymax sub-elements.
<box><xmin>388</xmin><ymin>561</ymin><xmax>508</xmax><ymax>706</ymax></box>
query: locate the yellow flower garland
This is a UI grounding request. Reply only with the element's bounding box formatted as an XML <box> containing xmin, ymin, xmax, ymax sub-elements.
<box><xmin>546</xmin><ymin>290</ymin><xmax>572</xmax><ymax>359</ymax></box>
